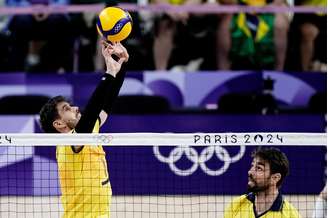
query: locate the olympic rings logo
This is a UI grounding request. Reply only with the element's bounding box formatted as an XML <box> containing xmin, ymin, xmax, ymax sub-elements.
<box><xmin>153</xmin><ymin>145</ymin><xmax>245</xmax><ymax>176</ymax></box>
<box><xmin>93</xmin><ymin>134</ymin><xmax>113</xmax><ymax>144</ymax></box>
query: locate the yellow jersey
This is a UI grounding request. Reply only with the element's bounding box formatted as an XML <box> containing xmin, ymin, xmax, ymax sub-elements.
<box><xmin>56</xmin><ymin>120</ymin><xmax>112</xmax><ymax>218</ymax></box>
<box><xmin>224</xmin><ymin>192</ymin><xmax>301</xmax><ymax>218</ymax></box>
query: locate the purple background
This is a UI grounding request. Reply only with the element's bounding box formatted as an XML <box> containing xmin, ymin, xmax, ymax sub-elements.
<box><xmin>0</xmin><ymin>71</ymin><xmax>325</xmax><ymax>108</ymax></box>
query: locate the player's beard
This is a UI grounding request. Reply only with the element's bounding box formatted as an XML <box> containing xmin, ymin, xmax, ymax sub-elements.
<box><xmin>66</xmin><ymin>112</ymin><xmax>81</xmax><ymax>129</ymax></box>
<box><xmin>247</xmin><ymin>176</ymin><xmax>270</xmax><ymax>193</ymax></box>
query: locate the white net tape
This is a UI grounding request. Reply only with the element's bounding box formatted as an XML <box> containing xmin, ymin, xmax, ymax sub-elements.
<box><xmin>0</xmin><ymin>132</ymin><xmax>326</xmax><ymax>146</ymax></box>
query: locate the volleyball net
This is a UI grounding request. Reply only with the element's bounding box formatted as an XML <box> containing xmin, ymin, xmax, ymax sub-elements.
<box><xmin>0</xmin><ymin>132</ymin><xmax>326</xmax><ymax>218</ymax></box>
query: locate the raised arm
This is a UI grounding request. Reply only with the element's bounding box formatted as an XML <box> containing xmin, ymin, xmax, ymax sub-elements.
<box><xmin>75</xmin><ymin>41</ymin><xmax>128</xmax><ymax>133</ymax></box>
<box><xmin>99</xmin><ymin>42</ymin><xmax>129</xmax><ymax>125</ymax></box>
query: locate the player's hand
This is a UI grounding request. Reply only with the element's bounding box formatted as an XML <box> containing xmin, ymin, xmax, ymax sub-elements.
<box><xmin>101</xmin><ymin>41</ymin><xmax>126</xmax><ymax>77</ymax></box>
<box><xmin>111</xmin><ymin>42</ymin><xmax>129</xmax><ymax>63</ymax></box>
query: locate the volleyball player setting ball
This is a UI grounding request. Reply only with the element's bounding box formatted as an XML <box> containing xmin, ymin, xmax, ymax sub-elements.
<box><xmin>40</xmin><ymin>7</ymin><xmax>131</xmax><ymax>218</ymax></box>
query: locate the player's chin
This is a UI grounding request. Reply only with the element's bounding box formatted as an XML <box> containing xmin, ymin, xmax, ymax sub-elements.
<box><xmin>247</xmin><ymin>183</ymin><xmax>256</xmax><ymax>192</ymax></box>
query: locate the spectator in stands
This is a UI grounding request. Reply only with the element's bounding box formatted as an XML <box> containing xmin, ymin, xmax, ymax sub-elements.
<box><xmin>216</xmin><ymin>0</ymin><xmax>289</xmax><ymax>71</ymax></box>
<box><xmin>152</xmin><ymin>0</ymin><xmax>212</xmax><ymax>71</ymax></box>
<box><xmin>0</xmin><ymin>0</ymin><xmax>9</xmax><ymax>34</ymax></box>
<box><xmin>69</xmin><ymin>0</ymin><xmax>112</xmax><ymax>72</ymax></box>
<box><xmin>0</xmin><ymin>0</ymin><xmax>11</xmax><ymax>71</ymax></box>
<box><xmin>293</xmin><ymin>0</ymin><xmax>327</xmax><ymax>72</ymax></box>
<box><xmin>224</xmin><ymin>147</ymin><xmax>301</xmax><ymax>218</ymax></box>
<box><xmin>6</xmin><ymin>0</ymin><xmax>74</xmax><ymax>73</ymax></box>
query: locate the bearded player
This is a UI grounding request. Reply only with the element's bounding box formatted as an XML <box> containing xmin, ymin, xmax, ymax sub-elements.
<box><xmin>39</xmin><ymin>41</ymin><xmax>128</xmax><ymax>218</ymax></box>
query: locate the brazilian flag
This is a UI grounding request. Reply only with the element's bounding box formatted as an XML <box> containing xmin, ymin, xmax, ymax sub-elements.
<box><xmin>230</xmin><ymin>13</ymin><xmax>275</xmax><ymax>69</ymax></box>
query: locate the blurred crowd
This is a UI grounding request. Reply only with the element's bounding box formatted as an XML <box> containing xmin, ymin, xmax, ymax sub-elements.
<box><xmin>0</xmin><ymin>0</ymin><xmax>326</xmax><ymax>73</ymax></box>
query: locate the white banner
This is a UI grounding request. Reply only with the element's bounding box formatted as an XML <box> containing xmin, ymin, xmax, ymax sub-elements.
<box><xmin>0</xmin><ymin>133</ymin><xmax>326</xmax><ymax>146</ymax></box>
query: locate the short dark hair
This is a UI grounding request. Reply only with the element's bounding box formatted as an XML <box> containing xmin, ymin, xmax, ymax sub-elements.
<box><xmin>39</xmin><ymin>96</ymin><xmax>67</xmax><ymax>133</ymax></box>
<box><xmin>251</xmin><ymin>147</ymin><xmax>289</xmax><ymax>187</ymax></box>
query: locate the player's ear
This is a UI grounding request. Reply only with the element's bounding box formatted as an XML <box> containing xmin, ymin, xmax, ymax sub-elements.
<box><xmin>53</xmin><ymin>119</ymin><xmax>66</xmax><ymax>132</ymax></box>
<box><xmin>271</xmin><ymin>173</ymin><xmax>282</xmax><ymax>185</ymax></box>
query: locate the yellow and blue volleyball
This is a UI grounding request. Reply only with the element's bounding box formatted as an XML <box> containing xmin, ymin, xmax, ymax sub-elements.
<box><xmin>97</xmin><ymin>7</ymin><xmax>133</xmax><ymax>42</ymax></box>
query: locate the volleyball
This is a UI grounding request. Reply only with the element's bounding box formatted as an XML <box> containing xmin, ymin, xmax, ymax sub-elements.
<box><xmin>96</xmin><ymin>7</ymin><xmax>133</xmax><ymax>43</ymax></box>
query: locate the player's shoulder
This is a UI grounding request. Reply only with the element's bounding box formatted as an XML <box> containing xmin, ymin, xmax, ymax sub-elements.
<box><xmin>227</xmin><ymin>194</ymin><xmax>251</xmax><ymax>209</ymax></box>
<box><xmin>224</xmin><ymin>194</ymin><xmax>251</xmax><ymax>218</ymax></box>
<box><xmin>233</xmin><ymin>194</ymin><xmax>249</xmax><ymax>203</ymax></box>
<box><xmin>282</xmin><ymin>198</ymin><xmax>302</xmax><ymax>218</ymax></box>
<box><xmin>56</xmin><ymin>129</ymin><xmax>82</xmax><ymax>154</ymax></box>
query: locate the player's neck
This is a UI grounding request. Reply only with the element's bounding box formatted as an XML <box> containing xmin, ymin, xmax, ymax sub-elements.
<box><xmin>255</xmin><ymin>187</ymin><xmax>279</xmax><ymax>214</ymax></box>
